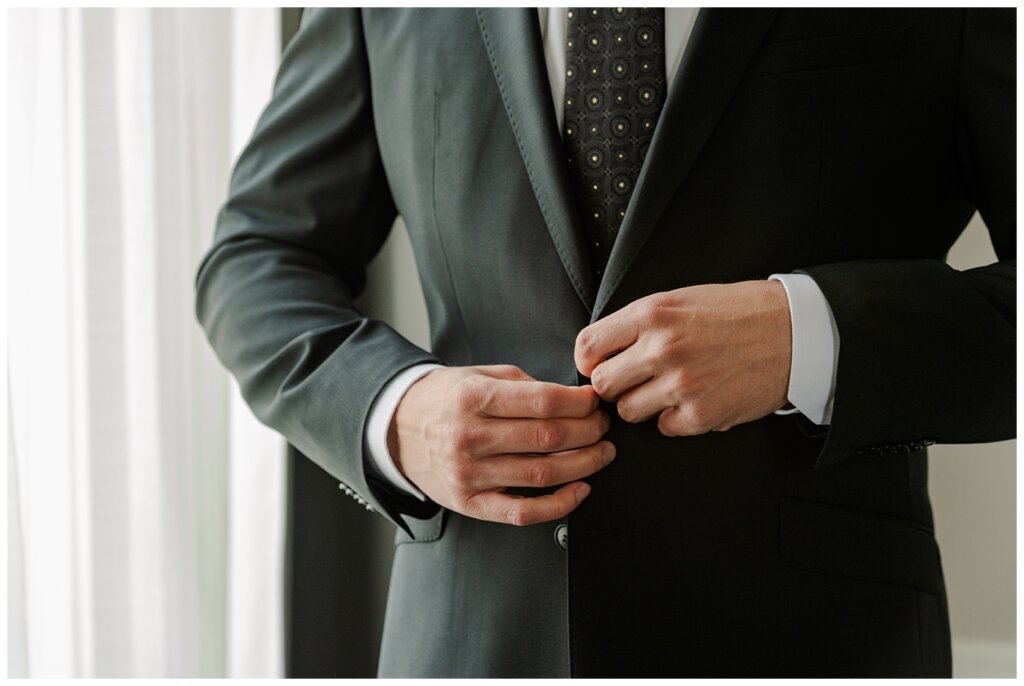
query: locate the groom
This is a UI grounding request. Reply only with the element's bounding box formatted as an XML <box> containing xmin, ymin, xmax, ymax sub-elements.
<box><xmin>197</xmin><ymin>8</ymin><xmax>1015</xmax><ymax>676</ymax></box>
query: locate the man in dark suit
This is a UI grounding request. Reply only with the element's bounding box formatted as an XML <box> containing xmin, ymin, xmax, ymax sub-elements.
<box><xmin>196</xmin><ymin>8</ymin><xmax>1015</xmax><ymax>677</ymax></box>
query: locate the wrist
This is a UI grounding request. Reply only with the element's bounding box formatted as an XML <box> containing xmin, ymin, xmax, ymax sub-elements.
<box><xmin>366</xmin><ymin>363</ymin><xmax>442</xmax><ymax>501</ymax></box>
<box><xmin>390</xmin><ymin>367</ymin><xmax>442</xmax><ymax>482</ymax></box>
<box><xmin>764</xmin><ymin>279</ymin><xmax>793</xmax><ymax>410</ymax></box>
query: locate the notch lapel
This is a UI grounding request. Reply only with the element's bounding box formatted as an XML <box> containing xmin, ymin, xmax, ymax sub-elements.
<box><xmin>592</xmin><ymin>9</ymin><xmax>780</xmax><ymax>320</ymax></box>
<box><xmin>476</xmin><ymin>8</ymin><xmax>596</xmax><ymax>313</ymax></box>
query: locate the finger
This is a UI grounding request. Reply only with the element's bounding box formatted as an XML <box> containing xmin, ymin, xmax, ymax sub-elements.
<box><xmin>482</xmin><ymin>412</ymin><xmax>610</xmax><ymax>454</ymax></box>
<box><xmin>590</xmin><ymin>343</ymin><xmax>656</xmax><ymax>401</ymax></box>
<box><xmin>466</xmin><ymin>481</ymin><xmax>592</xmax><ymax>526</ymax></box>
<box><xmin>657</xmin><ymin>402</ymin><xmax>715</xmax><ymax>437</ymax></box>
<box><xmin>574</xmin><ymin>309</ymin><xmax>642</xmax><ymax>377</ymax></box>
<box><xmin>465</xmin><ymin>441</ymin><xmax>616</xmax><ymax>490</ymax></box>
<box><xmin>615</xmin><ymin>373</ymin><xmax>677</xmax><ymax>423</ymax></box>
<box><xmin>478</xmin><ymin>379</ymin><xmax>600</xmax><ymax>419</ymax></box>
<box><xmin>476</xmin><ymin>364</ymin><xmax>534</xmax><ymax>382</ymax></box>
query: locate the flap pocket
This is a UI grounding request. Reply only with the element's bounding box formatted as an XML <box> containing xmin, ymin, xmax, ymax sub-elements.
<box><xmin>779</xmin><ymin>497</ymin><xmax>942</xmax><ymax>595</ymax></box>
<box><xmin>750</xmin><ymin>27</ymin><xmax>907</xmax><ymax>77</ymax></box>
<box><xmin>396</xmin><ymin>507</ymin><xmax>448</xmax><ymax>545</ymax></box>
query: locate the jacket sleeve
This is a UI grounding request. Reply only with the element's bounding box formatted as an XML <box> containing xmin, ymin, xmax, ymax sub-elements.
<box><xmin>799</xmin><ymin>8</ymin><xmax>1015</xmax><ymax>468</ymax></box>
<box><xmin>194</xmin><ymin>8</ymin><xmax>441</xmax><ymax>532</ymax></box>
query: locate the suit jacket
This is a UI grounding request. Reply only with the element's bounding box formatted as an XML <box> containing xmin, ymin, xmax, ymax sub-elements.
<box><xmin>195</xmin><ymin>8</ymin><xmax>1016</xmax><ymax>677</ymax></box>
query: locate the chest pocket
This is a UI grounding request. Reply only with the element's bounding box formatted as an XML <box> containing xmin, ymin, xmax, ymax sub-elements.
<box><xmin>749</xmin><ymin>26</ymin><xmax>907</xmax><ymax>78</ymax></box>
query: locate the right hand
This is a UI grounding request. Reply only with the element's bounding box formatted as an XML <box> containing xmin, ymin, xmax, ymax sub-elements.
<box><xmin>389</xmin><ymin>364</ymin><xmax>615</xmax><ymax>526</ymax></box>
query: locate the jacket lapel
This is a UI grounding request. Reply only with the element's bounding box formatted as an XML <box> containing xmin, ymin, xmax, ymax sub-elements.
<box><xmin>592</xmin><ymin>9</ymin><xmax>780</xmax><ymax>320</ymax></box>
<box><xmin>476</xmin><ymin>8</ymin><xmax>596</xmax><ymax>313</ymax></box>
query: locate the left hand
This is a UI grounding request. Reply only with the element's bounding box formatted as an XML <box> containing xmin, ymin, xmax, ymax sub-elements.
<box><xmin>574</xmin><ymin>280</ymin><xmax>792</xmax><ymax>436</ymax></box>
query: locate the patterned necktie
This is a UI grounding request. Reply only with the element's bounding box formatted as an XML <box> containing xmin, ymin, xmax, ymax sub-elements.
<box><xmin>562</xmin><ymin>7</ymin><xmax>667</xmax><ymax>276</ymax></box>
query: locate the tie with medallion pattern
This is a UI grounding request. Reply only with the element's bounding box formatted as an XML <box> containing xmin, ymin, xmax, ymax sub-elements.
<box><xmin>562</xmin><ymin>7</ymin><xmax>667</xmax><ymax>276</ymax></box>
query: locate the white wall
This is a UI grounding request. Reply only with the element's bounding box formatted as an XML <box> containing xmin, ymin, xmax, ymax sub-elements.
<box><xmin>932</xmin><ymin>213</ymin><xmax>1016</xmax><ymax>677</ymax></box>
<box><xmin>363</xmin><ymin>213</ymin><xmax>1015</xmax><ymax>678</ymax></box>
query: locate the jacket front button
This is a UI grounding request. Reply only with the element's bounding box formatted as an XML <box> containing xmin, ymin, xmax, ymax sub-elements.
<box><xmin>554</xmin><ymin>524</ymin><xmax>568</xmax><ymax>552</ymax></box>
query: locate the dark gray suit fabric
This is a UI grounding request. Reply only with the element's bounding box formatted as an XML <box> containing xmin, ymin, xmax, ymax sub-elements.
<box><xmin>195</xmin><ymin>8</ymin><xmax>1015</xmax><ymax>678</ymax></box>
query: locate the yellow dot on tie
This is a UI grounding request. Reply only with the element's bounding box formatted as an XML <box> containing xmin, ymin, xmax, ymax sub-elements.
<box><xmin>594</xmin><ymin>240</ymin><xmax>601</xmax><ymax>247</ymax></box>
<box><xmin>615</xmin><ymin>95</ymin><xmax>624</xmax><ymax>103</ymax></box>
<box><xmin>567</xmin><ymin>39</ymin><xmax>574</xmax><ymax>48</ymax></box>
<box><xmin>618</xmin><ymin>210</ymin><xmax>625</xmax><ymax>218</ymax></box>
<box><xmin>644</xmin><ymin>120</ymin><xmax>652</xmax><ymax>129</ymax></box>
<box><xmin>590</xmin><ymin>36</ymin><xmax>599</xmax><ymax>46</ymax></box>
<box><xmin>566</xmin><ymin>127</ymin><xmax>574</xmax><ymax>136</ymax></box>
<box><xmin>590</xmin><ymin>125</ymin><xmax>599</xmax><ymax>134</ymax></box>
<box><xmin>591</xmin><ymin>67</ymin><xmax>599</xmax><ymax>75</ymax></box>
<box><xmin>590</xmin><ymin>153</ymin><xmax>599</xmax><ymax>162</ymax></box>
<box><xmin>642</xmin><ymin>92</ymin><xmax>651</xmax><ymax>101</ymax></box>
<box><xmin>615</xmin><ymin>34</ymin><xmax>625</xmax><ymax>44</ymax></box>
<box><xmin>592</xmin><ymin>183</ymin><xmax>600</xmax><ymax>191</ymax></box>
<box><xmin>568</xmin><ymin>9</ymin><xmax>574</xmax><ymax>18</ymax></box>
<box><xmin>641</xmin><ymin>32</ymin><xmax>650</xmax><ymax>41</ymax></box>
<box><xmin>566</xmin><ymin>98</ymin><xmax>573</xmax><ymax>107</ymax></box>
<box><xmin>616</xmin><ymin>152</ymin><xmax>625</xmax><ymax>160</ymax></box>
<box><xmin>615</xmin><ymin>7</ymin><xmax>625</xmax><ymax>15</ymax></box>
<box><xmin>642</xmin><ymin>62</ymin><xmax>650</xmax><ymax>71</ymax></box>
<box><xmin>567</xmin><ymin>68</ymin><xmax>574</xmax><ymax>78</ymax></box>
<box><xmin>590</xmin><ymin>95</ymin><xmax>598</xmax><ymax>104</ymax></box>
<box><xmin>616</xmin><ymin>122</ymin><xmax>625</xmax><ymax>131</ymax></box>
<box><xmin>617</xmin><ymin>180</ymin><xmax>626</xmax><ymax>189</ymax></box>
<box><xmin>615</xmin><ymin>64</ymin><xmax>625</xmax><ymax>74</ymax></box>
<box><xmin>593</xmin><ymin>211</ymin><xmax>601</xmax><ymax>219</ymax></box>
<box><xmin>591</xmin><ymin>9</ymin><xmax>599</xmax><ymax>16</ymax></box>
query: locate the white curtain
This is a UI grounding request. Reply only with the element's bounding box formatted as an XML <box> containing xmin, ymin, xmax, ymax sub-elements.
<box><xmin>8</xmin><ymin>8</ymin><xmax>286</xmax><ymax>677</ymax></box>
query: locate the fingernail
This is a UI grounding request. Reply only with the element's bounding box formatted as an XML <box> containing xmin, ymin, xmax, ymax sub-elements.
<box><xmin>574</xmin><ymin>483</ymin><xmax>592</xmax><ymax>504</ymax></box>
<box><xmin>602</xmin><ymin>442</ymin><xmax>616</xmax><ymax>464</ymax></box>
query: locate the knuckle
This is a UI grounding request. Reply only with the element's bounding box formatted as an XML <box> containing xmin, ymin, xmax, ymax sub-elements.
<box><xmin>494</xmin><ymin>364</ymin><xmax>522</xmax><ymax>379</ymax></box>
<box><xmin>449</xmin><ymin>424</ymin><xmax>477</xmax><ymax>453</ymax></box>
<box><xmin>454</xmin><ymin>377</ymin><xmax>482</xmax><ymax>411</ymax></box>
<box><xmin>639</xmin><ymin>299</ymin><xmax>663</xmax><ymax>326</ymax></box>
<box><xmin>449</xmin><ymin>460</ymin><xmax>474</xmax><ymax>488</ymax></box>
<box><xmin>536</xmin><ymin>422</ymin><xmax>562</xmax><ymax>451</ymax></box>
<box><xmin>458</xmin><ymin>495</ymin><xmax>481</xmax><ymax>516</ymax></box>
<box><xmin>657</xmin><ymin>411</ymin><xmax>678</xmax><ymax>437</ymax></box>
<box><xmin>590</xmin><ymin>368</ymin><xmax>609</xmax><ymax>396</ymax></box>
<box><xmin>617</xmin><ymin>398</ymin><xmax>639</xmax><ymax>423</ymax></box>
<box><xmin>575</xmin><ymin>329</ymin><xmax>595</xmax><ymax>358</ymax></box>
<box><xmin>505</xmin><ymin>503</ymin><xmax>529</xmax><ymax>527</ymax></box>
<box><xmin>672</xmin><ymin>367</ymin><xmax>691</xmax><ymax>394</ymax></box>
<box><xmin>528</xmin><ymin>461</ymin><xmax>552</xmax><ymax>487</ymax></box>
<box><xmin>684</xmin><ymin>402</ymin><xmax>713</xmax><ymax>434</ymax></box>
<box><xmin>531</xmin><ymin>391</ymin><xmax>557</xmax><ymax>417</ymax></box>
<box><xmin>652</xmin><ymin>334</ymin><xmax>676</xmax><ymax>362</ymax></box>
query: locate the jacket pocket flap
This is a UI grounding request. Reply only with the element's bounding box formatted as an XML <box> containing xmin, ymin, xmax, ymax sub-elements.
<box><xmin>779</xmin><ymin>497</ymin><xmax>942</xmax><ymax>595</ymax></box>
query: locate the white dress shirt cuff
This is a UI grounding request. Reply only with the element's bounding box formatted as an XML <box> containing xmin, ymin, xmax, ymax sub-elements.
<box><xmin>769</xmin><ymin>273</ymin><xmax>840</xmax><ymax>425</ymax></box>
<box><xmin>365</xmin><ymin>363</ymin><xmax>444</xmax><ymax>501</ymax></box>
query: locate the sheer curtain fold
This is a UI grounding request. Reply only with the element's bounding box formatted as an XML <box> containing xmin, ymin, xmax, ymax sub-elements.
<box><xmin>8</xmin><ymin>8</ymin><xmax>285</xmax><ymax>677</ymax></box>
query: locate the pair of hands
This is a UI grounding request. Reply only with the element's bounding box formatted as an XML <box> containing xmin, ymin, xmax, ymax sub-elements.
<box><xmin>389</xmin><ymin>280</ymin><xmax>792</xmax><ymax>526</ymax></box>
